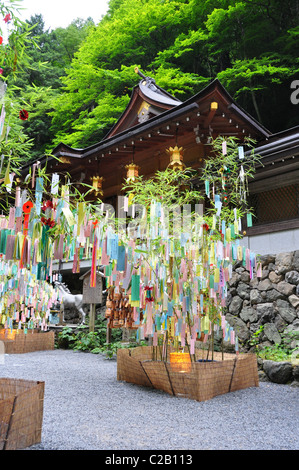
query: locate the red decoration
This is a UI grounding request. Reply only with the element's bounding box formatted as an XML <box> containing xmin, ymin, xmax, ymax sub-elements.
<box><xmin>23</xmin><ymin>201</ymin><xmax>33</xmax><ymax>215</ymax></box>
<box><xmin>22</xmin><ymin>201</ymin><xmax>34</xmax><ymax>236</ymax></box>
<box><xmin>144</xmin><ymin>285</ymin><xmax>154</xmax><ymax>302</ymax></box>
<box><xmin>4</xmin><ymin>13</ymin><xmax>11</xmax><ymax>23</ymax></box>
<box><xmin>0</xmin><ymin>37</ymin><xmax>3</xmax><ymax>45</ymax></box>
<box><xmin>42</xmin><ymin>200</ymin><xmax>53</xmax><ymax>211</ymax></box>
<box><xmin>41</xmin><ymin>217</ymin><xmax>55</xmax><ymax>228</ymax></box>
<box><xmin>19</xmin><ymin>109</ymin><xmax>29</xmax><ymax>121</ymax></box>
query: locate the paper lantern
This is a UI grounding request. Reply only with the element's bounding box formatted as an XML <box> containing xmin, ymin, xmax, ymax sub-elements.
<box><xmin>170</xmin><ymin>352</ymin><xmax>191</xmax><ymax>373</ymax></box>
<box><xmin>91</xmin><ymin>176</ymin><xmax>104</xmax><ymax>196</ymax></box>
<box><xmin>166</xmin><ymin>145</ymin><xmax>185</xmax><ymax>170</ymax></box>
<box><xmin>125</xmin><ymin>163</ymin><xmax>140</xmax><ymax>181</ymax></box>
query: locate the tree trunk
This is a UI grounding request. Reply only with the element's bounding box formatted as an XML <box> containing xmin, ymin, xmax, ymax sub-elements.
<box><xmin>249</xmin><ymin>79</ymin><xmax>263</xmax><ymax>124</ymax></box>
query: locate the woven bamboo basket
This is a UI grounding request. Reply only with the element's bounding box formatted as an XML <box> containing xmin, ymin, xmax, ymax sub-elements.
<box><xmin>117</xmin><ymin>346</ymin><xmax>259</xmax><ymax>402</ymax></box>
<box><xmin>0</xmin><ymin>378</ymin><xmax>45</xmax><ymax>450</ymax></box>
<box><xmin>0</xmin><ymin>329</ymin><xmax>55</xmax><ymax>354</ymax></box>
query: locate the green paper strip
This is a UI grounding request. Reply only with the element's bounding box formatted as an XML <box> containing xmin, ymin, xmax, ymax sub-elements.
<box><xmin>0</xmin><ymin>230</ymin><xmax>7</xmax><ymax>254</ymax></box>
<box><xmin>242</xmin><ymin>246</ymin><xmax>246</xmax><ymax>267</ymax></box>
<box><xmin>230</xmin><ymin>223</ymin><xmax>235</xmax><ymax>239</ymax></box>
<box><xmin>105</xmin><ymin>264</ymin><xmax>112</xmax><ymax>276</ymax></box>
<box><xmin>247</xmin><ymin>213</ymin><xmax>253</xmax><ymax>227</ymax></box>
<box><xmin>131</xmin><ymin>274</ymin><xmax>140</xmax><ymax>301</ymax></box>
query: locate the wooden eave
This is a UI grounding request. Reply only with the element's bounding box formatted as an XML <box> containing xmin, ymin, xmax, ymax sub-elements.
<box><xmin>68</xmin><ymin>80</ymin><xmax>270</xmax><ymax>160</ymax></box>
<box><xmin>21</xmin><ymin>79</ymin><xmax>275</xmax><ymax>199</ymax></box>
<box><xmin>104</xmin><ymin>76</ymin><xmax>182</xmax><ymax>139</ymax></box>
<box><xmin>247</xmin><ymin>125</ymin><xmax>299</xmax><ymax>191</ymax></box>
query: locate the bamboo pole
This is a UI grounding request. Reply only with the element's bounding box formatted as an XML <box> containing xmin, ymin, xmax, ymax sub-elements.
<box><xmin>186</xmin><ymin>311</ymin><xmax>196</xmax><ymax>362</ymax></box>
<box><xmin>185</xmin><ymin>332</ymin><xmax>192</xmax><ymax>362</ymax></box>
<box><xmin>206</xmin><ymin>337</ymin><xmax>211</xmax><ymax>361</ymax></box>
<box><xmin>221</xmin><ymin>332</ymin><xmax>224</xmax><ymax>361</ymax></box>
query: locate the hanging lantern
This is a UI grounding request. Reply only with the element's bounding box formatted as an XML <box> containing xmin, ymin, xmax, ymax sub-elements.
<box><xmin>91</xmin><ymin>176</ymin><xmax>104</xmax><ymax>196</ymax></box>
<box><xmin>170</xmin><ymin>351</ymin><xmax>191</xmax><ymax>373</ymax></box>
<box><xmin>166</xmin><ymin>145</ymin><xmax>185</xmax><ymax>171</ymax></box>
<box><xmin>125</xmin><ymin>163</ymin><xmax>140</xmax><ymax>182</ymax></box>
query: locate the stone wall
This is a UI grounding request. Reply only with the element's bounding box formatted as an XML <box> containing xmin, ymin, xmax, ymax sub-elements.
<box><xmin>226</xmin><ymin>251</ymin><xmax>299</xmax><ymax>347</ymax></box>
<box><xmin>226</xmin><ymin>250</ymin><xmax>299</xmax><ymax>384</ymax></box>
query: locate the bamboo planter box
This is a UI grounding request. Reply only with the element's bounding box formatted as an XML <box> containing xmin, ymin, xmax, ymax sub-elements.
<box><xmin>0</xmin><ymin>378</ymin><xmax>45</xmax><ymax>450</ymax></box>
<box><xmin>0</xmin><ymin>329</ymin><xmax>54</xmax><ymax>354</ymax></box>
<box><xmin>117</xmin><ymin>346</ymin><xmax>259</xmax><ymax>402</ymax></box>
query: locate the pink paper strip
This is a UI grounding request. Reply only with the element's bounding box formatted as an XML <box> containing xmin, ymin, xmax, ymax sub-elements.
<box><xmin>8</xmin><ymin>207</ymin><xmax>15</xmax><ymax>229</ymax></box>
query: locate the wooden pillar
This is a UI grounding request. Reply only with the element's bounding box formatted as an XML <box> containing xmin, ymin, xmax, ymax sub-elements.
<box><xmin>59</xmin><ymin>306</ymin><xmax>64</xmax><ymax>325</ymax></box>
<box><xmin>106</xmin><ymin>326</ymin><xmax>112</xmax><ymax>344</ymax></box>
<box><xmin>89</xmin><ymin>304</ymin><xmax>96</xmax><ymax>332</ymax></box>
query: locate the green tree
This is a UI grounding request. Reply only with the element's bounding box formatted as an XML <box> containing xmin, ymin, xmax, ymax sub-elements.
<box><xmin>13</xmin><ymin>14</ymin><xmax>95</xmax><ymax>159</ymax></box>
<box><xmin>47</xmin><ymin>0</ymin><xmax>299</xmax><ymax>150</ymax></box>
<box><xmin>49</xmin><ymin>0</ymin><xmax>207</xmax><ymax>149</ymax></box>
<box><xmin>205</xmin><ymin>0</ymin><xmax>299</xmax><ymax>130</ymax></box>
<box><xmin>0</xmin><ymin>0</ymin><xmax>38</xmax><ymax>176</ymax></box>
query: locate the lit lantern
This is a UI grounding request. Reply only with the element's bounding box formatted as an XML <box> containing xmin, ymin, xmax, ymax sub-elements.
<box><xmin>166</xmin><ymin>145</ymin><xmax>185</xmax><ymax>171</ymax></box>
<box><xmin>170</xmin><ymin>352</ymin><xmax>191</xmax><ymax>373</ymax></box>
<box><xmin>91</xmin><ymin>176</ymin><xmax>104</xmax><ymax>196</ymax></box>
<box><xmin>125</xmin><ymin>163</ymin><xmax>140</xmax><ymax>182</ymax></box>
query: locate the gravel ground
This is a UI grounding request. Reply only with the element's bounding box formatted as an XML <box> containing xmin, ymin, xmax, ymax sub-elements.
<box><xmin>0</xmin><ymin>349</ymin><xmax>298</xmax><ymax>451</ymax></box>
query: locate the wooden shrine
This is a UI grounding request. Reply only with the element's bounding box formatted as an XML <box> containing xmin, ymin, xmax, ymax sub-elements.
<box><xmin>22</xmin><ymin>76</ymin><xmax>271</xmax><ymax>207</ymax></box>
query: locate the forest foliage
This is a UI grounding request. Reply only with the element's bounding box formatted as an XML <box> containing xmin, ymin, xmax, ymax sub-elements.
<box><xmin>1</xmin><ymin>0</ymin><xmax>299</xmax><ymax>162</ymax></box>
